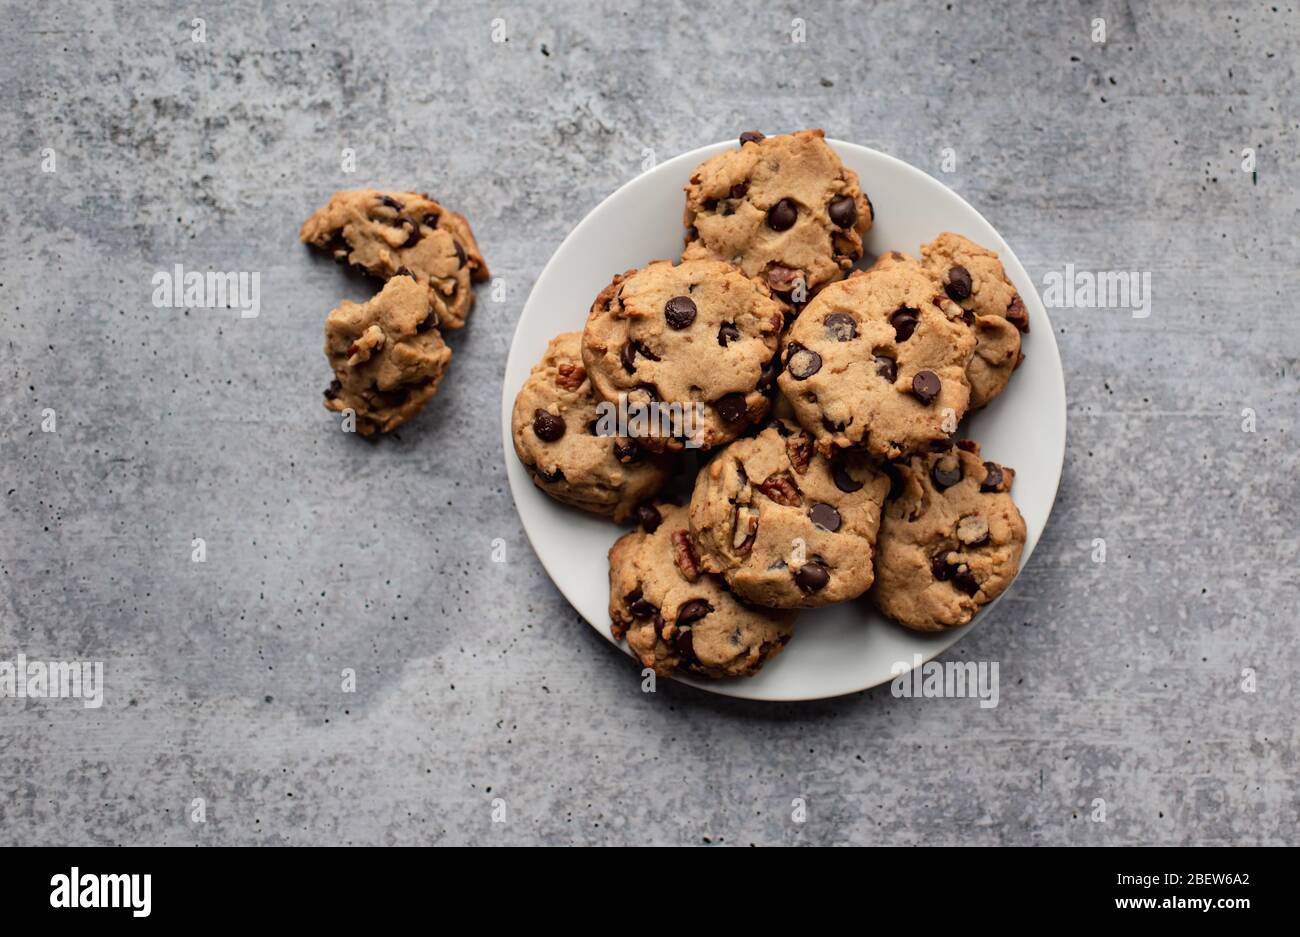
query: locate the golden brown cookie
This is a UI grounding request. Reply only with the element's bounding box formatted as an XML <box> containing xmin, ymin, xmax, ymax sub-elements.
<box><xmin>511</xmin><ymin>332</ymin><xmax>673</xmax><ymax>522</ymax></box>
<box><xmin>608</xmin><ymin>502</ymin><xmax>795</xmax><ymax>678</ymax></box>
<box><xmin>682</xmin><ymin>129</ymin><xmax>873</xmax><ymax>305</ymax></box>
<box><xmin>870</xmin><ymin>441</ymin><xmax>1026</xmax><ymax>632</ymax></box>
<box><xmin>301</xmin><ymin>189</ymin><xmax>488</xmax><ymax>329</ymax></box>
<box><xmin>581</xmin><ymin>259</ymin><xmax>785</xmax><ymax>453</ymax></box>
<box><xmin>919</xmin><ymin>233</ymin><xmax>1027</xmax><ymax>407</ymax></box>
<box><xmin>322</xmin><ymin>275</ymin><xmax>452</xmax><ymax>435</ymax></box>
<box><xmin>689</xmin><ymin>410</ymin><xmax>890</xmax><ymax>608</ymax></box>
<box><xmin>777</xmin><ymin>263</ymin><xmax>975</xmax><ymax>461</ymax></box>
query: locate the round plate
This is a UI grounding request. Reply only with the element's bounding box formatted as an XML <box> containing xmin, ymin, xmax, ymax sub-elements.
<box><xmin>501</xmin><ymin>139</ymin><xmax>1065</xmax><ymax>701</ymax></box>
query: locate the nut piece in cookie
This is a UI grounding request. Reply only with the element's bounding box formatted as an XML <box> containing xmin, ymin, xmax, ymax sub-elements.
<box><xmin>607</xmin><ymin>502</ymin><xmax>795</xmax><ymax>678</ymax></box>
<box><xmin>777</xmin><ymin>261</ymin><xmax>975</xmax><ymax>461</ymax></box>
<box><xmin>869</xmin><ymin>440</ymin><xmax>1026</xmax><ymax>632</ymax></box>
<box><xmin>300</xmin><ymin>189</ymin><xmax>489</xmax><ymax>329</ymax></box>
<box><xmin>688</xmin><ymin>408</ymin><xmax>890</xmax><ymax>608</ymax></box>
<box><xmin>322</xmin><ymin>275</ymin><xmax>452</xmax><ymax>436</ymax></box>
<box><xmin>919</xmin><ymin>232</ymin><xmax>1026</xmax><ymax>408</ymax></box>
<box><xmin>511</xmin><ymin>331</ymin><xmax>674</xmax><ymax>522</ymax></box>
<box><xmin>683</xmin><ymin>129</ymin><xmax>873</xmax><ymax>308</ymax></box>
<box><xmin>581</xmin><ymin>259</ymin><xmax>786</xmax><ymax>453</ymax></box>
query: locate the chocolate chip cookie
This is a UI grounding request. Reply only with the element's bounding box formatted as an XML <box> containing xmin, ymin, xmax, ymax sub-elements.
<box><xmin>682</xmin><ymin>129</ymin><xmax>873</xmax><ymax>305</ymax></box>
<box><xmin>300</xmin><ymin>189</ymin><xmax>488</xmax><ymax>329</ymax></box>
<box><xmin>608</xmin><ymin>501</ymin><xmax>796</xmax><ymax>678</ymax></box>
<box><xmin>777</xmin><ymin>262</ymin><xmax>975</xmax><ymax>461</ymax></box>
<box><xmin>581</xmin><ymin>259</ymin><xmax>785</xmax><ymax>453</ymax></box>
<box><xmin>689</xmin><ymin>408</ymin><xmax>890</xmax><ymax>608</ymax></box>
<box><xmin>920</xmin><ymin>233</ymin><xmax>1027</xmax><ymax>408</ymax></box>
<box><xmin>511</xmin><ymin>331</ymin><xmax>673</xmax><ymax>522</ymax></box>
<box><xmin>870</xmin><ymin>441</ymin><xmax>1026</xmax><ymax>632</ymax></box>
<box><xmin>322</xmin><ymin>275</ymin><xmax>452</xmax><ymax>435</ymax></box>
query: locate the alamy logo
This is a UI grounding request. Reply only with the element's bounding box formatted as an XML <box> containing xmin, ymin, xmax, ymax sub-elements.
<box><xmin>50</xmin><ymin>867</ymin><xmax>151</xmax><ymax>917</ymax></box>
<box><xmin>1041</xmin><ymin>263</ymin><xmax>1151</xmax><ymax>318</ymax></box>
<box><xmin>0</xmin><ymin>654</ymin><xmax>103</xmax><ymax>709</ymax></box>
<box><xmin>151</xmin><ymin>263</ymin><xmax>261</xmax><ymax>318</ymax></box>
<box><xmin>891</xmin><ymin>654</ymin><xmax>1000</xmax><ymax>709</ymax></box>
<box><xmin>594</xmin><ymin>394</ymin><xmax>709</xmax><ymax>449</ymax></box>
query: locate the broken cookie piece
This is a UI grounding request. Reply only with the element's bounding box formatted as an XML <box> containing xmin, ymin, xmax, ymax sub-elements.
<box><xmin>301</xmin><ymin>189</ymin><xmax>489</xmax><ymax>329</ymax></box>
<box><xmin>323</xmin><ymin>275</ymin><xmax>452</xmax><ymax>436</ymax></box>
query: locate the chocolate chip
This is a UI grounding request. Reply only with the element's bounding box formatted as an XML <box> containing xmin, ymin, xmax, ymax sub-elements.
<box><xmin>654</xmin><ymin>613</ymin><xmax>667</xmax><ymax>639</ymax></box>
<box><xmin>416</xmin><ymin>309</ymin><xmax>438</xmax><ymax>332</ymax></box>
<box><xmin>716</xmin><ymin>393</ymin><xmax>749</xmax><ymax>424</ymax></box>
<box><xmin>945</xmin><ymin>265</ymin><xmax>972</xmax><ymax>302</ymax></box>
<box><xmin>767</xmin><ymin>198</ymin><xmax>798</xmax><ymax>232</ymax></box>
<box><xmin>739</xmin><ymin>130</ymin><xmax>765</xmax><ymax>146</ymax></box>
<box><xmin>674</xmin><ymin>626</ymin><xmax>696</xmax><ymax>661</ymax></box>
<box><xmin>532</xmin><ymin>409</ymin><xmax>565</xmax><ymax>442</ymax></box>
<box><xmin>821</xmin><ymin>416</ymin><xmax>845</xmax><ymax>433</ymax></box>
<box><xmin>620</xmin><ymin>340</ymin><xmax>659</xmax><ymax>374</ymax></box>
<box><xmin>785</xmin><ymin>343</ymin><xmax>822</xmax><ymax>380</ymax></box>
<box><xmin>891</xmin><ymin>308</ymin><xmax>919</xmax><ymax>342</ymax></box>
<box><xmin>536</xmin><ymin>466</ymin><xmax>564</xmax><ymax>483</ymax></box>
<box><xmin>1007</xmin><ymin>294</ymin><xmax>1029</xmax><ymax>332</ymax></box>
<box><xmin>636</xmin><ymin>503</ymin><xmax>662</xmax><ymax>532</ymax></box>
<box><xmin>613</xmin><ymin>439</ymin><xmax>641</xmax><ymax>463</ymax></box>
<box><xmin>953</xmin><ymin>569</ymin><xmax>980</xmax><ymax>596</ymax></box>
<box><xmin>677</xmin><ymin>599</ymin><xmax>712</xmax><ymax>626</ymax></box>
<box><xmin>664</xmin><ymin>295</ymin><xmax>697</xmax><ymax>329</ymax></box>
<box><xmin>930</xmin><ymin>551</ymin><xmax>954</xmax><ymax>581</ymax></box>
<box><xmin>324</xmin><ymin>379</ymin><xmax>342</xmax><ymax>400</ymax></box>
<box><xmin>626</xmin><ymin>588</ymin><xmax>655</xmax><ymax>618</ymax></box>
<box><xmin>828</xmin><ymin>194</ymin><xmax>857</xmax><ymax>228</ymax></box>
<box><xmin>809</xmin><ymin>502</ymin><xmax>841</xmax><ymax>532</ymax></box>
<box><xmin>396</xmin><ymin>265</ymin><xmax>414</xmax><ymax>278</ymax></box>
<box><xmin>824</xmin><ymin>312</ymin><xmax>858</xmax><ymax>342</ymax></box>
<box><xmin>718</xmin><ymin>322</ymin><xmax>741</xmax><ymax>347</ymax></box>
<box><xmin>831</xmin><ymin>460</ymin><xmax>863</xmax><ymax>493</ymax></box>
<box><xmin>980</xmin><ymin>462</ymin><xmax>1004</xmax><ymax>492</ymax></box>
<box><xmin>931</xmin><ymin>456</ymin><xmax>962</xmax><ymax>490</ymax></box>
<box><xmin>911</xmin><ymin>370</ymin><xmax>941</xmax><ymax>404</ymax></box>
<box><xmin>399</xmin><ymin>222</ymin><xmax>421</xmax><ymax>248</ymax></box>
<box><xmin>421</xmin><ymin>212</ymin><xmax>440</xmax><ymax>228</ymax></box>
<box><xmin>885</xmin><ymin>462</ymin><xmax>905</xmax><ymax>499</ymax></box>
<box><xmin>730</xmin><ymin>182</ymin><xmax>748</xmax><ymax>199</ymax></box>
<box><xmin>453</xmin><ymin>240</ymin><xmax>467</xmax><ymax>268</ymax></box>
<box><xmin>874</xmin><ymin>355</ymin><xmax>897</xmax><ymax>383</ymax></box>
<box><xmin>377</xmin><ymin>194</ymin><xmax>403</xmax><ymax>212</ymax></box>
<box><xmin>757</xmin><ymin>354</ymin><xmax>781</xmax><ymax>392</ymax></box>
<box><xmin>795</xmin><ymin>561</ymin><xmax>830</xmax><ymax>592</ymax></box>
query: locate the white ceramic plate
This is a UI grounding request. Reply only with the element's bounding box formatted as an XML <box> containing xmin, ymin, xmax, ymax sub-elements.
<box><xmin>501</xmin><ymin>139</ymin><xmax>1065</xmax><ymax>701</ymax></box>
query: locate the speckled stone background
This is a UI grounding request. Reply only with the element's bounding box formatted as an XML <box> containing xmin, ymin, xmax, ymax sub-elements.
<box><xmin>1</xmin><ymin>1</ymin><xmax>1296</xmax><ymax>846</ymax></box>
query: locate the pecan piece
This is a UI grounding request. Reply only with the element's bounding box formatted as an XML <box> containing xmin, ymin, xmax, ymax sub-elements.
<box><xmin>556</xmin><ymin>363</ymin><xmax>587</xmax><ymax>390</ymax></box>
<box><xmin>957</xmin><ymin>515</ymin><xmax>990</xmax><ymax>546</ymax></box>
<box><xmin>757</xmin><ymin>472</ymin><xmax>802</xmax><ymax>507</ymax></box>
<box><xmin>785</xmin><ymin>431</ymin><xmax>812</xmax><ymax>474</ymax></box>
<box><xmin>671</xmin><ymin>530</ymin><xmax>701</xmax><ymax>582</ymax></box>
<box><xmin>732</xmin><ymin>505</ymin><xmax>759</xmax><ymax>552</ymax></box>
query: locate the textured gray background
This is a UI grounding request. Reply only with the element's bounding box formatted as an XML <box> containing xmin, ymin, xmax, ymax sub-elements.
<box><xmin>1</xmin><ymin>0</ymin><xmax>1296</xmax><ymax>846</ymax></box>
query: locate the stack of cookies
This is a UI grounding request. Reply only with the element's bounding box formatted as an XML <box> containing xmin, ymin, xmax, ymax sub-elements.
<box><xmin>511</xmin><ymin>129</ymin><xmax>1030</xmax><ymax>681</ymax></box>
<box><xmin>300</xmin><ymin>190</ymin><xmax>489</xmax><ymax>435</ymax></box>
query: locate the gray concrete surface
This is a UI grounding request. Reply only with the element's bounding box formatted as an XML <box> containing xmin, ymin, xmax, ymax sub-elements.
<box><xmin>1</xmin><ymin>0</ymin><xmax>1297</xmax><ymax>846</ymax></box>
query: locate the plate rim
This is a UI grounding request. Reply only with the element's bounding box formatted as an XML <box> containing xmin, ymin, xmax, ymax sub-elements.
<box><xmin>499</xmin><ymin>137</ymin><xmax>1067</xmax><ymax>702</ymax></box>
